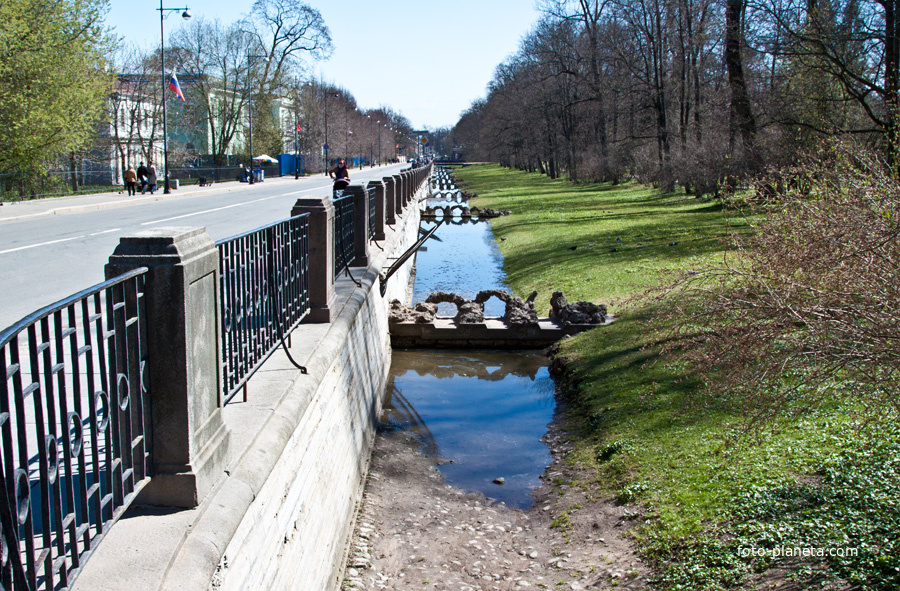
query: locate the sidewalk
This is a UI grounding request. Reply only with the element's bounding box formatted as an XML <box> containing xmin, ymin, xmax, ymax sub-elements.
<box><xmin>0</xmin><ymin>164</ymin><xmax>405</xmax><ymax>224</ymax></box>
<box><xmin>0</xmin><ymin>176</ymin><xmax>291</xmax><ymax>223</ymax></box>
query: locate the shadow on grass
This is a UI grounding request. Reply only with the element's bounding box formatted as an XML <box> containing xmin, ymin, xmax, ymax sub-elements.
<box><xmin>497</xmin><ymin>215</ymin><xmax>732</xmax><ymax>271</ymax></box>
<box><xmin>559</xmin><ymin>311</ymin><xmax>727</xmax><ymax>448</ymax></box>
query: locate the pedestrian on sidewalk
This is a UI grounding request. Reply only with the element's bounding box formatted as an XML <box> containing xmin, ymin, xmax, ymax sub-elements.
<box><xmin>137</xmin><ymin>161</ymin><xmax>149</xmax><ymax>194</ymax></box>
<box><xmin>124</xmin><ymin>165</ymin><xmax>138</xmax><ymax>196</ymax></box>
<box><xmin>146</xmin><ymin>162</ymin><xmax>158</xmax><ymax>194</ymax></box>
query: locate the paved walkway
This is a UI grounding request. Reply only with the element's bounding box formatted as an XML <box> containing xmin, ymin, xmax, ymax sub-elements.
<box><xmin>0</xmin><ymin>163</ymin><xmax>408</xmax><ymax>223</ymax></box>
<box><xmin>0</xmin><ymin>175</ymin><xmax>304</xmax><ymax>223</ymax></box>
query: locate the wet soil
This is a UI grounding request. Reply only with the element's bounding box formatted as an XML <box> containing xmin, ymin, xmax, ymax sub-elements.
<box><xmin>341</xmin><ymin>424</ymin><xmax>652</xmax><ymax>590</ymax></box>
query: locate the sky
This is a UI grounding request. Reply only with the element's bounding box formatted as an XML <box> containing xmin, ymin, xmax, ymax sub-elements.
<box><xmin>105</xmin><ymin>1</ymin><xmax>543</xmax><ymax>130</ymax></box>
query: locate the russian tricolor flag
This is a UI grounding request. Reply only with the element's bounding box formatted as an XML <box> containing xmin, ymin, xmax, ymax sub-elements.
<box><xmin>168</xmin><ymin>72</ymin><xmax>185</xmax><ymax>101</ymax></box>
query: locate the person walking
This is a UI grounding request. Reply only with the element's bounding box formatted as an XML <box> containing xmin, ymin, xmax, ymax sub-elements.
<box><xmin>137</xmin><ymin>161</ymin><xmax>149</xmax><ymax>194</ymax></box>
<box><xmin>124</xmin><ymin>165</ymin><xmax>137</xmax><ymax>196</ymax></box>
<box><xmin>146</xmin><ymin>162</ymin><xmax>158</xmax><ymax>194</ymax></box>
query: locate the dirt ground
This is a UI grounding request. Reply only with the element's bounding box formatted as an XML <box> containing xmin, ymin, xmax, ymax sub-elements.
<box><xmin>341</xmin><ymin>423</ymin><xmax>652</xmax><ymax>591</ymax></box>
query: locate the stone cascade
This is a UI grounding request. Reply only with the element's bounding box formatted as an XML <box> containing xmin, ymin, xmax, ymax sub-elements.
<box><xmin>427</xmin><ymin>166</ymin><xmax>478</xmax><ymax>203</ymax></box>
<box><xmin>423</xmin><ymin>166</ymin><xmax>508</xmax><ymax>221</ymax></box>
<box><xmin>388</xmin><ymin>290</ymin><xmax>611</xmax><ymax>349</ymax></box>
<box><xmin>421</xmin><ymin>204</ymin><xmax>511</xmax><ymax>221</ymax></box>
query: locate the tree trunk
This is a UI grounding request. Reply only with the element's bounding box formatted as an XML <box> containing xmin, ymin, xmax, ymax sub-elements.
<box><xmin>69</xmin><ymin>152</ymin><xmax>78</xmax><ymax>193</ymax></box>
<box><xmin>885</xmin><ymin>0</ymin><xmax>900</xmax><ymax>165</ymax></box>
<box><xmin>725</xmin><ymin>0</ymin><xmax>757</xmax><ymax>161</ymax></box>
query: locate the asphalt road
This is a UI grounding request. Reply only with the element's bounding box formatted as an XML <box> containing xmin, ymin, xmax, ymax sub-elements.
<box><xmin>0</xmin><ymin>164</ymin><xmax>408</xmax><ymax>330</ymax></box>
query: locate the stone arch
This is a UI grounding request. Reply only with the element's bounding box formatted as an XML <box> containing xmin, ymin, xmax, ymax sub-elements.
<box><xmin>425</xmin><ymin>292</ymin><xmax>484</xmax><ymax>323</ymax></box>
<box><xmin>475</xmin><ymin>290</ymin><xmax>539</xmax><ymax>325</ymax></box>
<box><xmin>448</xmin><ymin>204</ymin><xmax>468</xmax><ymax>217</ymax></box>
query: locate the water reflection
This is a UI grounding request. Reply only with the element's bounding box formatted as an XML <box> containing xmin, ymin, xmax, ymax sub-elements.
<box><xmin>381</xmin><ymin>350</ymin><xmax>555</xmax><ymax>508</ymax></box>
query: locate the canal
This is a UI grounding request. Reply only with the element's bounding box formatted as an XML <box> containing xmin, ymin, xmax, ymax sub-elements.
<box><xmin>379</xmin><ymin>184</ymin><xmax>556</xmax><ymax>509</ymax></box>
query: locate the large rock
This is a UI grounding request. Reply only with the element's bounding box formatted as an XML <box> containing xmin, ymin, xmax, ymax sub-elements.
<box><xmin>425</xmin><ymin>292</ymin><xmax>485</xmax><ymax>323</ymax></box>
<box><xmin>475</xmin><ymin>290</ymin><xmax>539</xmax><ymax>325</ymax></box>
<box><xmin>413</xmin><ymin>302</ymin><xmax>437</xmax><ymax>323</ymax></box>
<box><xmin>548</xmin><ymin>291</ymin><xmax>607</xmax><ymax>325</ymax></box>
<box><xmin>389</xmin><ymin>300</ymin><xmax>437</xmax><ymax>324</ymax></box>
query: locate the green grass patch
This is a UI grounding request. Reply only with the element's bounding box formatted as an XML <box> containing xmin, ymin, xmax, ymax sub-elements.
<box><xmin>454</xmin><ymin>164</ymin><xmax>742</xmax><ymax>313</ymax></box>
<box><xmin>452</xmin><ymin>164</ymin><xmax>900</xmax><ymax>589</ymax></box>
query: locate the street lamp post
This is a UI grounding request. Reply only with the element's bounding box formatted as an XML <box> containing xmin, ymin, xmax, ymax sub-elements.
<box><xmin>157</xmin><ymin>2</ymin><xmax>191</xmax><ymax>194</ymax></box>
<box><xmin>323</xmin><ymin>91</ymin><xmax>328</xmax><ymax>175</ymax></box>
<box><xmin>377</xmin><ymin>121</ymin><xmax>382</xmax><ymax>165</ymax></box>
<box><xmin>247</xmin><ymin>52</ymin><xmax>267</xmax><ymax>185</ymax></box>
<box><xmin>346</xmin><ymin>129</ymin><xmax>352</xmax><ymax>166</ymax></box>
<box><xmin>294</xmin><ymin>112</ymin><xmax>300</xmax><ymax>179</ymax></box>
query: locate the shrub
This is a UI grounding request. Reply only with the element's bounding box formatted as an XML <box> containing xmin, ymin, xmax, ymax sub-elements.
<box><xmin>660</xmin><ymin>138</ymin><xmax>900</xmax><ymax>428</ymax></box>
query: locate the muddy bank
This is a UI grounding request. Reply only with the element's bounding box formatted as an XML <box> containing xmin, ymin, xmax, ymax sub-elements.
<box><xmin>341</xmin><ymin>422</ymin><xmax>650</xmax><ymax>590</ymax></box>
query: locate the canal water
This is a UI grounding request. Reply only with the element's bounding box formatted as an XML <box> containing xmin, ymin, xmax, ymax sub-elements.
<box><xmin>412</xmin><ymin>220</ymin><xmax>507</xmax><ymax>316</ymax></box>
<box><xmin>381</xmin><ymin>191</ymin><xmax>555</xmax><ymax>509</ymax></box>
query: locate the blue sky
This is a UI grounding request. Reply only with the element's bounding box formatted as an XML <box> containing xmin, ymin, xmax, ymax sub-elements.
<box><xmin>105</xmin><ymin>1</ymin><xmax>542</xmax><ymax>129</ymax></box>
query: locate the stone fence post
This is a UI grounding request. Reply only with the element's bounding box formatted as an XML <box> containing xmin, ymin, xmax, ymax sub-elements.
<box><xmin>367</xmin><ymin>180</ymin><xmax>387</xmax><ymax>240</ymax></box>
<box><xmin>382</xmin><ymin>176</ymin><xmax>397</xmax><ymax>226</ymax></box>
<box><xmin>105</xmin><ymin>227</ymin><xmax>230</xmax><ymax>508</ymax></box>
<box><xmin>345</xmin><ymin>184</ymin><xmax>370</xmax><ymax>268</ymax></box>
<box><xmin>392</xmin><ymin>174</ymin><xmax>404</xmax><ymax>214</ymax></box>
<box><xmin>292</xmin><ymin>196</ymin><xmax>337</xmax><ymax>322</ymax></box>
<box><xmin>401</xmin><ymin>172</ymin><xmax>411</xmax><ymax>206</ymax></box>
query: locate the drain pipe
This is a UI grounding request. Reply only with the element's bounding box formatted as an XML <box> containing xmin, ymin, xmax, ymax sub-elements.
<box><xmin>380</xmin><ymin>220</ymin><xmax>444</xmax><ymax>296</ymax></box>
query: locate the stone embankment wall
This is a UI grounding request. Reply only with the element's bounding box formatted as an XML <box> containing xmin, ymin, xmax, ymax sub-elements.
<box><xmin>211</xmin><ymin>191</ymin><xmax>421</xmax><ymax>591</ymax></box>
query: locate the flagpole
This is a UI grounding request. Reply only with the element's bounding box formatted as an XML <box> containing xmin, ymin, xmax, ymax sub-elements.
<box><xmin>158</xmin><ymin>2</ymin><xmax>191</xmax><ymax>194</ymax></box>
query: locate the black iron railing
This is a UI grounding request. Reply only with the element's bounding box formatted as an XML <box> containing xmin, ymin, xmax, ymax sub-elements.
<box><xmin>332</xmin><ymin>193</ymin><xmax>356</xmax><ymax>276</ymax></box>
<box><xmin>0</xmin><ymin>268</ymin><xmax>150</xmax><ymax>591</ymax></box>
<box><xmin>367</xmin><ymin>186</ymin><xmax>377</xmax><ymax>242</ymax></box>
<box><xmin>216</xmin><ymin>215</ymin><xmax>310</xmax><ymax>404</ymax></box>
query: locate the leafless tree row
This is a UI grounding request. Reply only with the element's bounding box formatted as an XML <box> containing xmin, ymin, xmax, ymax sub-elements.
<box><xmin>447</xmin><ymin>0</ymin><xmax>900</xmax><ymax>194</ymax></box>
<box><xmin>105</xmin><ymin>0</ymin><xmax>414</xmax><ymax>177</ymax></box>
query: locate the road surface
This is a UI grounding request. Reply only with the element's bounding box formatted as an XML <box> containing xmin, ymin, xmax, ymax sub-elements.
<box><xmin>0</xmin><ymin>164</ymin><xmax>407</xmax><ymax>329</ymax></box>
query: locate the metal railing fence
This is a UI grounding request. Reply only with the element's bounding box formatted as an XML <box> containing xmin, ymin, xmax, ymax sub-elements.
<box><xmin>332</xmin><ymin>193</ymin><xmax>356</xmax><ymax>276</ymax></box>
<box><xmin>0</xmin><ymin>268</ymin><xmax>150</xmax><ymax>591</ymax></box>
<box><xmin>216</xmin><ymin>215</ymin><xmax>311</xmax><ymax>404</ymax></box>
<box><xmin>366</xmin><ymin>186</ymin><xmax>377</xmax><ymax>242</ymax></box>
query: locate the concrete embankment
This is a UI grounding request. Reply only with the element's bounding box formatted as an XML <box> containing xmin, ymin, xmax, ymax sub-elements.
<box><xmin>73</xmin><ymin>183</ymin><xmax>425</xmax><ymax>591</ymax></box>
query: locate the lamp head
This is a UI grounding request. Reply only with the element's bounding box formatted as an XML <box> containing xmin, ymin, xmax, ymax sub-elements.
<box><xmin>182</xmin><ymin>9</ymin><xmax>191</xmax><ymax>19</ymax></box>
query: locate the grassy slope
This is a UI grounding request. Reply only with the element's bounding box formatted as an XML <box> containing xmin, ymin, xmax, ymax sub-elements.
<box><xmin>452</xmin><ymin>164</ymin><xmax>898</xmax><ymax>590</ymax></box>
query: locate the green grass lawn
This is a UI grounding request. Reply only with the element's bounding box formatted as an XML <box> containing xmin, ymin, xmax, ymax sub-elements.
<box><xmin>454</xmin><ymin>164</ymin><xmax>737</xmax><ymax>314</ymax></box>
<box><xmin>452</xmin><ymin>164</ymin><xmax>900</xmax><ymax>590</ymax></box>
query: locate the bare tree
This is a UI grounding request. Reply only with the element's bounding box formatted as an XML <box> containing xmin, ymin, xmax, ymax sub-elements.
<box><xmin>108</xmin><ymin>45</ymin><xmax>159</xmax><ymax>176</ymax></box>
<box><xmin>242</xmin><ymin>0</ymin><xmax>332</xmax><ymax>155</ymax></box>
<box><xmin>170</xmin><ymin>18</ymin><xmax>250</xmax><ymax>165</ymax></box>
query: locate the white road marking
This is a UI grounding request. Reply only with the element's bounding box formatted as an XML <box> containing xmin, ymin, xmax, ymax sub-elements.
<box><xmin>89</xmin><ymin>228</ymin><xmax>122</xmax><ymax>236</ymax></box>
<box><xmin>140</xmin><ymin>195</ymin><xmax>283</xmax><ymax>225</ymax></box>
<box><xmin>140</xmin><ymin>186</ymin><xmax>330</xmax><ymax>225</ymax></box>
<box><xmin>0</xmin><ymin>235</ymin><xmax>86</xmax><ymax>255</ymax></box>
<box><xmin>279</xmin><ymin>185</ymin><xmax>331</xmax><ymax>197</ymax></box>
